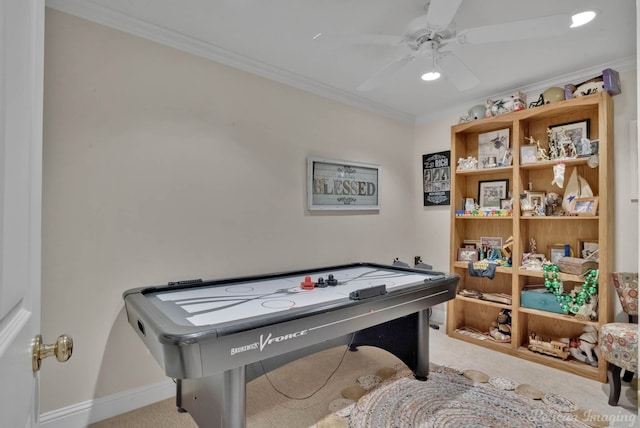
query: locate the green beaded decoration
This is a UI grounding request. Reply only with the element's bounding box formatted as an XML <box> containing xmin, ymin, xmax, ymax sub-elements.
<box><xmin>542</xmin><ymin>264</ymin><xmax>598</xmax><ymax>314</ymax></box>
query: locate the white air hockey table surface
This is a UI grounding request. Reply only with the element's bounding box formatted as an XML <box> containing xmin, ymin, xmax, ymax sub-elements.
<box><xmin>147</xmin><ymin>264</ymin><xmax>445</xmax><ymax>327</ymax></box>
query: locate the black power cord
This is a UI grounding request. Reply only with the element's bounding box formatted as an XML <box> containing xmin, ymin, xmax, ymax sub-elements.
<box><xmin>259</xmin><ymin>333</ymin><xmax>355</xmax><ymax>400</ymax></box>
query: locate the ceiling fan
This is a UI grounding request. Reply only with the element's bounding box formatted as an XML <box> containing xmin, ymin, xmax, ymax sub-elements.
<box><xmin>354</xmin><ymin>0</ymin><xmax>593</xmax><ymax>92</ymax></box>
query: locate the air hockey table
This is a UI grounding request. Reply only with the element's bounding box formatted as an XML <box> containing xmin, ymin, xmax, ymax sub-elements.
<box><xmin>123</xmin><ymin>262</ymin><xmax>459</xmax><ymax>428</ymax></box>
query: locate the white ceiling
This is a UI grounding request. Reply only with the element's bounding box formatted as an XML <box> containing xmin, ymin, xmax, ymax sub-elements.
<box><xmin>46</xmin><ymin>0</ymin><xmax>636</xmax><ymax>123</ymax></box>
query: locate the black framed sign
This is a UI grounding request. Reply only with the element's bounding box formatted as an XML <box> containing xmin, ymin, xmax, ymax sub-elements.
<box><xmin>307</xmin><ymin>157</ymin><xmax>380</xmax><ymax>210</ymax></box>
<box><xmin>423</xmin><ymin>151</ymin><xmax>451</xmax><ymax>206</ymax></box>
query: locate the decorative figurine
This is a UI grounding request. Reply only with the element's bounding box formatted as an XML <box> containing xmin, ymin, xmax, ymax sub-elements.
<box><xmin>501</xmin><ymin>148</ymin><xmax>513</xmax><ymax>166</ymax></box>
<box><xmin>556</xmin><ymin>128</ymin><xmax>578</xmax><ymax>159</ymax></box>
<box><xmin>489</xmin><ymin>309</ymin><xmax>512</xmax><ymax>343</ymax></box>
<box><xmin>538</xmin><ymin>145</ymin><xmax>549</xmax><ymax>161</ymax></box>
<box><xmin>576</xmin><ymin>137</ymin><xmax>593</xmax><ymax>157</ymax></box>
<box><xmin>560</xmin><ymin>326</ymin><xmax>598</xmax><ymax>367</ymax></box>
<box><xmin>486</xmin><ymin>91</ymin><xmax>527</xmax><ymax>117</ymax></box>
<box><xmin>485</xmin><ymin>99</ymin><xmax>495</xmax><ymax>118</ymax></box>
<box><xmin>547</xmin><ymin>128</ymin><xmax>558</xmax><ymax>160</ymax></box>
<box><xmin>520</xmin><ymin>196</ymin><xmax>534</xmax><ymax>216</ymax></box>
<box><xmin>525</xmin><ymin>136</ymin><xmax>549</xmax><ymax>161</ymax></box>
<box><xmin>511</xmin><ymin>91</ymin><xmax>526</xmax><ymax>111</ymax></box>
<box><xmin>545</xmin><ymin>192</ymin><xmax>563</xmax><ymax>215</ymax></box>
<box><xmin>556</xmin><ymin>132</ymin><xmax>568</xmax><ymax>158</ymax></box>
<box><xmin>457</xmin><ymin>156</ymin><xmax>478</xmax><ymax>170</ymax></box>
<box><xmin>460</xmin><ymin>104</ymin><xmax>487</xmax><ymax>123</ymax></box>
<box><xmin>543</xmin><ymin>86</ymin><xmax>566</xmax><ymax>104</ymax></box>
<box><xmin>528</xmin><ymin>93</ymin><xmax>545</xmax><ymax>108</ymax></box>
<box><xmin>551</xmin><ymin>162</ymin><xmax>565</xmax><ymax>188</ymax></box>
<box><xmin>549</xmin><ymin>128</ymin><xmax>578</xmax><ymax>160</ymax></box>
<box><xmin>528</xmin><ymin>333</ymin><xmax>570</xmax><ymax>359</ymax></box>
<box><xmin>532</xmin><ymin>198</ymin><xmax>545</xmax><ymax>216</ymax></box>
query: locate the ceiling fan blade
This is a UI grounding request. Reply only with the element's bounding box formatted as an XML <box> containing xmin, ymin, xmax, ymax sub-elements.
<box><xmin>315</xmin><ymin>32</ymin><xmax>404</xmax><ymax>46</ymax></box>
<box><xmin>437</xmin><ymin>52</ymin><xmax>479</xmax><ymax>91</ymax></box>
<box><xmin>357</xmin><ymin>54</ymin><xmax>413</xmax><ymax>91</ymax></box>
<box><xmin>458</xmin><ymin>14</ymin><xmax>572</xmax><ymax>44</ymax></box>
<box><xmin>407</xmin><ymin>14</ymin><xmax>430</xmax><ymax>34</ymax></box>
<box><xmin>424</xmin><ymin>0</ymin><xmax>463</xmax><ymax>31</ymax></box>
<box><xmin>348</xmin><ymin>34</ymin><xmax>405</xmax><ymax>46</ymax></box>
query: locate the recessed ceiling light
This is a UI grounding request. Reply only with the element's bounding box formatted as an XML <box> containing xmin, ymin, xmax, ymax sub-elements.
<box><xmin>422</xmin><ymin>71</ymin><xmax>441</xmax><ymax>81</ymax></box>
<box><xmin>571</xmin><ymin>11</ymin><xmax>596</xmax><ymax>28</ymax></box>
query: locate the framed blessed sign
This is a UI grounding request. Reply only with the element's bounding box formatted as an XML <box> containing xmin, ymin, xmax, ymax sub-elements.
<box><xmin>307</xmin><ymin>157</ymin><xmax>381</xmax><ymax>210</ymax></box>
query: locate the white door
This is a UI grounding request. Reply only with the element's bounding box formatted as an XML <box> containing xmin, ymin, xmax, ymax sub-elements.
<box><xmin>0</xmin><ymin>0</ymin><xmax>45</xmax><ymax>427</ymax></box>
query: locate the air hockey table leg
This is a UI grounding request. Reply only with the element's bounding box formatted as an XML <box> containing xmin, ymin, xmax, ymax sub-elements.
<box><xmin>179</xmin><ymin>367</ymin><xmax>247</xmax><ymax>428</ymax></box>
<box><xmin>415</xmin><ymin>308</ymin><xmax>430</xmax><ymax>380</ymax></box>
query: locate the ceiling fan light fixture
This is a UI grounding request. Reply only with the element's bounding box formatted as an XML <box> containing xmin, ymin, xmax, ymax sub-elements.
<box><xmin>421</xmin><ymin>71</ymin><xmax>441</xmax><ymax>81</ymax></box>
<box><xmin>421</xmin><ymin>41</ymin><xmax>441</xmax><ymax>82</ymax></box>
<box><xmin>570</xmin><ymin>11</ymin><xmax>596</xmax><ymax>28</ymax></box>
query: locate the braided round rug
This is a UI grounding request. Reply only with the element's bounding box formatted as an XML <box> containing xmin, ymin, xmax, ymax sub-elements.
<box><xmin>346</xmin><ymin>367</ymin><xmax>590</xmax><ymax>428</ymax></box>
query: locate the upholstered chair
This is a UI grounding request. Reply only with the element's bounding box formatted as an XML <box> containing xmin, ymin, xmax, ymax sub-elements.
<box><xmin>598</xmin><ymin>272</ymin><xmax>638</xmax><ymax>406</ymax></box>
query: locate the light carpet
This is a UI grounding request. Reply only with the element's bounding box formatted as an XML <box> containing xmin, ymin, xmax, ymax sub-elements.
<box><xmin>90</xmin><ymin>327</ymin><xmax>637</xmax><ymax>427</ymax></box>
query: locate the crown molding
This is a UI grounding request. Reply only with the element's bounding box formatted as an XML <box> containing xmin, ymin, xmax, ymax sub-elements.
<box><xmin>45</xmin><ymin>0</ymin><xmax>416</xmax><ymax>123</ymax></box>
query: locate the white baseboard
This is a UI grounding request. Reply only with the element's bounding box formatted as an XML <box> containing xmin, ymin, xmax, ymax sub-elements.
<box><xmin>39</xmin><ymin>380</ymin><xmax>175</xmax><ymax>428</ymax></box>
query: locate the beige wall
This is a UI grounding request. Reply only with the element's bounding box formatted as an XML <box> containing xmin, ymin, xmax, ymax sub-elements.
<box><xmin>413</xmin><ymin>121</ymin><xmax>453</xmax><ymax>274</ymax></box>
<box><xmin>411</xmin><ymin>118</ymin><xmax>453</xmax><ymax>321</ymax></box>
<box><xmin>42</xmin><ymin>8</ymin><xmax>638</xmax><ymax>417</ymax></box>
<box><xmin>41</xmin><ymin>10</ymin><xmax>416</xmax><ymax>412</ymax></box>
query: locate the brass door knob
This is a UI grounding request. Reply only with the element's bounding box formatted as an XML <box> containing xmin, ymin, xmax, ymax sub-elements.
<box><xmin>32</xmin><ymin>334</ymin><xmax>73</xmax><ymax>372</ymax></box>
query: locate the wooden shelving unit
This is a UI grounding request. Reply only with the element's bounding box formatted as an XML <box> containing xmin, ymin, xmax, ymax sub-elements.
<box><xmin>446</xmin><ymin>92</ymin><xmax>613</xmax><ymax>382</ymax></box>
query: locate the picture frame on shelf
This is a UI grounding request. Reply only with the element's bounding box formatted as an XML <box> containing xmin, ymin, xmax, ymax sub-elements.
<box><xmin>530</xmin><ymin>254</ymin><xmax>547</xmax><ymax>264</ymax></box>
<box><xmin>576</xmin><ymin>138</ymin><xmax>593</xmax><ymax>157</ymax></box>
<box><xmin>500</xmin><ymin>199</ymin><xmax>512</xmax><ymax>210</ymax></box>
<box><xmin>478</xmin><ymin>179</ymin><xmax>509</xmax><ymax>209</ymax></box>
<box><xmin>457</xmin><ymin>248</ymin><xmax>479</xmax><ymax>262</ymax></box>
<box><xmin>570</xmin><ymin>196</ymin><xmax>599</xmax><ymax>216</ymax></box>
<box><xmin>463</xmin><ymin>239</ymin><xmax>481</xmax><ymax>250</ymax></box>
<box><xmin>549</xmin><ymin>245</ymin><xmax>569</xmax><ymax>264</ymax></box>
<box><xmin>481</xmin><ymin>236</ymin><xmax>503</xmax><ymax>257</ymax></box>
<box><xmin>578</xmin><ymin>239</ymin><xmax>599</xmax><ymax>261</ymax></box>
<box><xmin>520</xmin><ymin>145</ymin><xmax>538</xmax><ymax>164</ymax></box>
<box><xmin>502</xmin><ymin>148</ymin><xmax>513</xmax><ymax>166</ymax></box>
<box><xmin>526</xmin><ymin>191</ymin><xmax>546</xmax><ymax>216</ymax></box>
<box><xmin>478</xmin><ymin>128</ymin><xmax>510</xmax><ymax>169</ymax></box>
<box><xmin>550</xmin><ymin>120</ymin><xmax>590</xmax><ymax>147</ymax></box>
<box><xmin>502</xmin><ymin>238</ymin><xmax>513</xmax><ymax>258</ymax></box>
